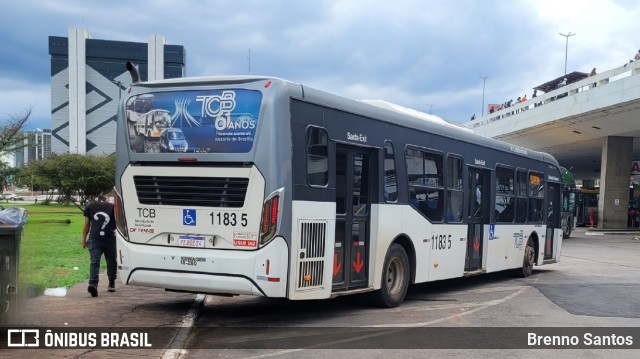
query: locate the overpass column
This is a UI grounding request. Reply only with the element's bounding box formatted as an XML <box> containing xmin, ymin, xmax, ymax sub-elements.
<box><xmin>598</xmin><ymin>136</ymin><xmax>632</xmax><ymax>228</ymax></box>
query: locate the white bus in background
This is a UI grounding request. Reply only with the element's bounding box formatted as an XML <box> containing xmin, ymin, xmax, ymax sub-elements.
<box><xmin>114</xmin><ymin>72</ymin><xmax>563</xmax><ymax>307</ymax></box>
<box><xmin>133</xmin><ymin>109</ymin><xmax>171</xmax><ymax>139</ymax></box>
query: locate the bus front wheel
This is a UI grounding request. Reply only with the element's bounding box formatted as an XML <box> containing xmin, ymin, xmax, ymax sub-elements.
<box><xmin>518</xmin><ymin>238</ymin><xmax>535</xmax><ymax>278</ymax></box>
<box><xmin>371</xmin><ymin>243</ymin><xmax>409</xmax><ymax>308</ymax></box>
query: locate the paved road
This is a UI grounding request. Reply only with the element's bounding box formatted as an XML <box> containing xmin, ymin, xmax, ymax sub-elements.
<box><xmin>187</xmin><ymin>228</ymin><xmax>640</xmax><ymax>358</ymax></box>
<box><xmin>2</xmin><ymin>228</ymin><xmax>639</xmax><ymax>358</ymax></box>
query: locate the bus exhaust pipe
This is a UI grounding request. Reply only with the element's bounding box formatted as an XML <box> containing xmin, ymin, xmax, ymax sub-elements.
<box><xmin>126</xmin><ymin>61</ymin><xmax>140</xmax><ymax>83</ymax></box>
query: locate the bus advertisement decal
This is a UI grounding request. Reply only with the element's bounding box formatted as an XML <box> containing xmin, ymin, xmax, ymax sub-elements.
<box><xmin>126</xmin><ymin>89</ymin><xmax>262</xmax><ymax>154</ymax></box>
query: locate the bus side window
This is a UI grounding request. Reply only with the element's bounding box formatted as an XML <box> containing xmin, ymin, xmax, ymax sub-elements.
<box><xmin>516</xmin><ymin>170</ymin><xmax>528</xmax><ymax>223</ymax></box>
<box><xmin>495</xmin><ymin>166</ymin><xmax>515</xmax><ymax>223</ymax></box>
<box><xmin>406</xmin><ymin>148</ymin><xmax>444</xmax><ymax>222</ymax></box>
<box><xmin>306</xmin><ymin>127</ymin><xmax>329</xmax><ymax>187</ymax></box>
<box><xmin>529</xmin><ymin>172</ymin><xmax>544</xmax><ymax>223</ymax></box>
<box><xmin>336</xmin><ymin>150</ymin><xmax>347</xmax><ymax>214</ymax></box>
<box><xmin>383</xmin><ymin>141</ymin><xmax>398</xmax><ymax>202</ymax></box>
<box><xmin>446</xmin><ymin>156</ymin><xmax>463</xmax><ymax>222</ymax></box>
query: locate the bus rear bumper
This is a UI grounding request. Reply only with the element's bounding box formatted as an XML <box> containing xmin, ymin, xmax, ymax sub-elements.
<box><xmin>127</xmin><ymin>269</ymin><xmax>262</xmax><ymax>296</ymax></box>
<box><xmin>116</xmin><ymin>235</ymin><xmax>289</xmax><ymax>298</ymax></box>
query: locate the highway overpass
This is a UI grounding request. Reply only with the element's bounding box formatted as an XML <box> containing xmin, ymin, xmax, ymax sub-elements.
<box><xmin>464</xmin><ymin>61</ymin><xmax>640</xmax><ymax>228</ymax></box>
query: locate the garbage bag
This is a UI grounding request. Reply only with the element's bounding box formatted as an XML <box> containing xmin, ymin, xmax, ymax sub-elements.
<box><xmin>0</xmin><ymin>207</ymin><xmax>28</xmax><ymax>225</ymax></box>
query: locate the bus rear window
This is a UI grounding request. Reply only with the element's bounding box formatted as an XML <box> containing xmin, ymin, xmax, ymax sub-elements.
<box><xmin>125</xmin><ymin>89</ymin><xmax>262</xmax><ymax>153</ymax></box>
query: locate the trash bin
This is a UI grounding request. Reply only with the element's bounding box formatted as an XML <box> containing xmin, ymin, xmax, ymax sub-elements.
<box><xmin>0</xmin><ymin>224</ymin><xmax>22</xmax><ymax>321</ymax></box>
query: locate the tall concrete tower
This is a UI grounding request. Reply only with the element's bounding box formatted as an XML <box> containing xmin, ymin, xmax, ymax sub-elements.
<box><xmin>49</xmin><ymin>28</ymin><xmax>186</xmax><ymax>155</ymax></box>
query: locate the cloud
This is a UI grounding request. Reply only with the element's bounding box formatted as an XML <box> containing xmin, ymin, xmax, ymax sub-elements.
<box><xmin>0</xmin><ymin>79</ymin><xmax>50</xmax><ymax>130</ymax></box>
<box><xmin>0</xmin><ymin>0</ymin><xmax>639</xmax><ymax>127</ymax></box>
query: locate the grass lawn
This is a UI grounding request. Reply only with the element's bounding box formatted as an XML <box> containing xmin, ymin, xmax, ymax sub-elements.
<box><xmin>13</xmin><ymin>203</ymin><xmax>108</xmax><ymax>295</ymax></box>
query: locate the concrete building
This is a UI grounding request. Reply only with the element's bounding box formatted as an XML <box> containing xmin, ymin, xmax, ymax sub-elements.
<box><xmin>15</xmin><ymin>129</ymin><xmax>52</xmax><ymax>167</ymax></box>
<box><xmin>48</xmin><ymin>28</ymin><xmax>186</xmax><ymax>155</ymax></box>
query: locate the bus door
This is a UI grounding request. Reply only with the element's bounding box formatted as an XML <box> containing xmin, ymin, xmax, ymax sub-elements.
<box><xmin>545</xmin><ymin>183</ymin><xmax>561</xmax><ymax>259</ymax></box>
<box><xmin>466</xmin><ymin>168</ymin><xmax>490</xmax><ymax>271</ymax></box>
<box><xmin>332</xmin><ymin>145</ymin><xmax>373</xmax><ymax>291</ymax></box>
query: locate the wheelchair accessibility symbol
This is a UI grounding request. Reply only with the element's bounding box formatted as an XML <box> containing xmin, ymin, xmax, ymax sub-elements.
<box><xmin>183</xmin><ymin>209</ymin><xmax>196</xmax><ymax>226</ymax></box>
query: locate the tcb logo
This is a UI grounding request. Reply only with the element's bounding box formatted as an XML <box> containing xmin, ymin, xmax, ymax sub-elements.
<box><xmin>196</xmin><ymin>91</ymin><xmax>236</xmax><ymax>118</ymax></box>
<box><xmin>7</xmin><ymin>329</ymin><xmax>40</xmax><ymax>347</ymax></box>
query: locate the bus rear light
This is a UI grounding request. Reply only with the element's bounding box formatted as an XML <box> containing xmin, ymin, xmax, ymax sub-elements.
<box><xmin>261</xmin><ymin>203</ymin><xmax>270</xmax><ymax>234</ymax></box>
<box><xmin>260</xmin><ymin>189</ymin><xmax>283</xmax><ymax>247</ymax></box>
<box><xmin>270</xmin><ymin>196</ymin><xmax>279</xmax><ymax>224</ymax></box>
<box><xmin>114</xmin><ymin>188</ymin><xmax>129</xmax><ymax>240</ymax></box>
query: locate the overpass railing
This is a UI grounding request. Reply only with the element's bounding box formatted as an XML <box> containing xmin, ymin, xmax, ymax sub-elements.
<box><xmin>465</xmin><ymin>61</ymin><xmax>640</xmax><ymax>129</ymax></box>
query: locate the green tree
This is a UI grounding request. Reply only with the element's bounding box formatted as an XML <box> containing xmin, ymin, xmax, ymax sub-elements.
<box><xmin>29</xmin><ymin>153</ymin><xmax>115</xmax><ymax>210</ymax></box>
<box><xmin>0</xmin><ymin>166</ymin><xmax>20</xmax><ymax>195</ymax></box>
<box><xmin>19</xmin><ymin>161</ymin><xmax>54</xmax><ymax>195</ymax></box>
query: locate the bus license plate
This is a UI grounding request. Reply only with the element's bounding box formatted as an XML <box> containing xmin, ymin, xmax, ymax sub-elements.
<box><xmin>178</xmin><ymin>235</ymin><xmax>205</xmax><ymax>248</ymax></box>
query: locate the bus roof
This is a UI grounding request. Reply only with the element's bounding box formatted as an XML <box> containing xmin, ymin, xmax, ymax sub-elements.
<box><xmin>129</xmin><ymin>75</ymin><xmax>560</xmax><ymax>170</ymax></box>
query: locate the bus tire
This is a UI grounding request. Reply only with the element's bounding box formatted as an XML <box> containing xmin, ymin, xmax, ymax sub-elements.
<box><xmin>371</xmin><ymin>243</ymin><xmax>409</xmax><ymax>308</ymax></box>
<box><xmin>518</xmin><ymin>238</ymin><xmax>535</xmax><ymax>278</ymax></box>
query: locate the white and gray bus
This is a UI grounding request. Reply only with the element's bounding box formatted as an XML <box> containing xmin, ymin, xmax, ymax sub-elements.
<box><xmin>114</xmin><ymin>74</ymin><xmax>563</xmax><ymax>307</ymax></box>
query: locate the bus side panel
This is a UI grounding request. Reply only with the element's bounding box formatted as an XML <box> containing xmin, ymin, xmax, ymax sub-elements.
<box><xmin>370</xmin><ymin>204</ymin><xmax>405</xmax><ymax>289</ymax></box>
<box><xmin>549</xmin><ymin>230</ymin><xmax>562</xmax><ymax>263</ymax></box>
<box><xmin>373</xmin><ymin>208</ymin><xmax>469</xmax><ymax>287</ymax></box>
<box><xmin>427</xmin><ymin>223</ymin><xmax>467</xmax><ymax>281</ymax></box>
<box><xmin>398</xmin><ymin>205</ymin><xmax>431</xmax><ymax>284</ymax></box>
<box><xmin>484</xmin><ymin>225</ymin><xmax>543</xmax><ymax>272</ymax></box>
<box><xmin>486</xmin><ymin>224</ymin><xmax>523</xmax><ymax>273</ymax></box>
<box><xmin>288</xmin><ymin>200</ymin><xmax>335</xmax><ymax>300</ymax></box>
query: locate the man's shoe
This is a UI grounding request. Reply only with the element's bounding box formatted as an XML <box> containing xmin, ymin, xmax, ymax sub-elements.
<box><xmin>108</xmin><ymin>281</ymin><xmax>116</xmax><ymax>293</ymax></box>
<box><xmin>88</xmin><ymin>286</ymin><xmax>98</xmax><ymax>297</ymax></box>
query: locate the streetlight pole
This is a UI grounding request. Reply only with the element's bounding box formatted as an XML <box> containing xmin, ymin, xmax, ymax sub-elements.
<box><xmin>426</xmin><ymin>104</ymin><xmax>434</xmax><ymax>114</ymax></box>
<box><xmin>559</xmin><ymin>32</ymin><xmax>575</xmax><ymax>75</ymax></box>
<box><xmin>247</xmin><ymin>49</ymin><xmax>251</xmax><ymax>75</ymax></box>
<box><xmin>479</xmin><ymin>75</ymin><xmax>488</xmax><ymax>117</ymax></box>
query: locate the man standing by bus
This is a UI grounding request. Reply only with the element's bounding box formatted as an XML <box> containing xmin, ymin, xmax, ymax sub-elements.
<box><xmin>82</xmin><ymin>194</ymin><xmax>117</xmax><ymax>297</ymax></box>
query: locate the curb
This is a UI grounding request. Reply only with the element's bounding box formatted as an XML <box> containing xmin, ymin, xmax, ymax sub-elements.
<box><xmin>161</xmin><ymin>293</ymin><xmax>206</xmax><ymax>359</ymax></box>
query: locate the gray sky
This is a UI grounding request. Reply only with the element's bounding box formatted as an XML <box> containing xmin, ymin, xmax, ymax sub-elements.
<box><xmin>1</xmin><ymin>0</ymin><xmax>639</xmax><ymax>130</ymax></box>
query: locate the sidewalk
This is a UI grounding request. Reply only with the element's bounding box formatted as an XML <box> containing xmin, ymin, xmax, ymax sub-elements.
<box><xmin>584</xmin><ymin>227</ymin><xmax>640</xmax><ymax>236</ymax></box>
<box><xmin>1</xmin><ymin>273</ymin><xmax>201</xmax><ymax>357</ymax></box>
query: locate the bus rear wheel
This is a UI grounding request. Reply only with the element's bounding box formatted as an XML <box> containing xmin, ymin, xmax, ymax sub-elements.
<box><xmin>371</xmin><ymin>243</ymin><xmax>409</xmax><ymax>308</ymax></box>
<box><xmin>518</xmin><ymin>238</ymin><xmax>535</xmax><ymax>278</ymax></box>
